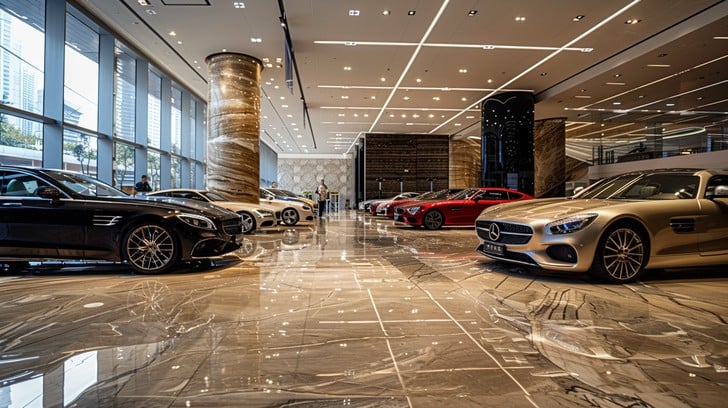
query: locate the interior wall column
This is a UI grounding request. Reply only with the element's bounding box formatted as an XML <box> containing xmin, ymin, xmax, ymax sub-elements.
<box><xmin>534</xmin><ymin>118</ymin><xmax>566</xmax><ymax>197</ymax></box>
<box><xmin>449</xmin><ymin>136</ymin><xmax>481</xmax><ymax>188</ymax></box>
<box><xmin>481</xmin><ymin>92</ymin><xmax>535</xmax><ymax>195</ymax></box>
<box><xmin>205</xmin><ymin>52</ymin><xmax>262</xmax><ymax>203</ymax></box>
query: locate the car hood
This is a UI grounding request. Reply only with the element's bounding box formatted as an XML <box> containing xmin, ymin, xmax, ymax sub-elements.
<box><xmin>480</xmin><ymin>198</ymin><xmax>637</xmax><ymax>222</ymax></box>
<box><xmin>138</xmin><ymin>196</ymin><xmax>237</xmax><ymax>218</ymax></box>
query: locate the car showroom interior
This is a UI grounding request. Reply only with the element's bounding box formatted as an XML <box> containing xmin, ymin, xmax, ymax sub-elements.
<box><xmin>1</xmin><ymin>1</ymin><xmax>727</xmax><ymax>406</ymax></box>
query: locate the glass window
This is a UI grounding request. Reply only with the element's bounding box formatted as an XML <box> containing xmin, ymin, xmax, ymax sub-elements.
<box><xmin>0</xmin><ymin>113</ymin><xmax>42</xmax><ymax>166</ymax></box>
<box><xmin>0</xmin><ymin>0</ymin><xmax>45</xmax><ymax>114</ymax></box>
<box><xmin>113</xmin><ymin>141</ymin><xmax>134</xmax><ymax>193</ymax></box>
<box><xmin>147</xmin><ymin>70</ymin><xmax>161</xmax><ymax>147</ymax></box>
<box><xmin>147</xmin><ymin>150</ymin><xmax>160</xmax><ymax>191</ymax></box>
<box><xmin>170</xmin><ymin>87</ymin><xmax>181</xmax><ymax>154</ymax></box>
<box><xmin>189</xmin><ymin>98</ymin><xmax>196</xmax><ymax>157</ymax></box>
<box><xmin>114</xmin><ymin>42</ymin><xmax>136</xmax><ymax>141</ymax></box>
<box><xmin>64</xmin><ymin>13</ymin><xmax>99</xmax><ymax>131</ymax></box>
<box><xmin>63</xmin><ymin>129</ymin><xmax>97</xmax><ymax>176</ymax></box>
<box><xmin>170</xmin><ymin>155</ymin><xmax>181</xmax><ymax>188</ymax></box>
<box><xmin>190</xmin><ymin>163</ymin><xmax>196</xmax><ymax>189</ymax></box>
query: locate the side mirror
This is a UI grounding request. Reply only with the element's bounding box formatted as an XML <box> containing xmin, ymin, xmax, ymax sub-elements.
<box><xmin>710</xmin><ymin>185</ymin><xmax>728</xmax><ymax>199</ymax></box>
<box><xmin>37</xmin><ymin>186</ymin><xmax>62</xmax><ymax>202</ymax></box>
<box><xmin>572</xmin><ymin>186</ymin><xmax>584</xmax><ymax>196</ymax></box>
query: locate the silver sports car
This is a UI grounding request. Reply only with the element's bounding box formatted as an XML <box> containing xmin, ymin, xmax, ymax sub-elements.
<box><xmin>475</xmin><ymin>169</ymin><xmax>728</xmax><ymax>283</ymax></box>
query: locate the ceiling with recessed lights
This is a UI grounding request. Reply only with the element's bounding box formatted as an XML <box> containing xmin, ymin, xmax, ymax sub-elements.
<box><xmin>79</xmin><ymin>0</ymin><xmax>728</xmax><ymax>156</ymax></box>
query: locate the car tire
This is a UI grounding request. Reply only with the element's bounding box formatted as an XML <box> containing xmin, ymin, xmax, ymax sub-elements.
<box><xmin>423</xmin><ymin>210</ymin><xmax>445</xmax><ymax>230</ymax></box>
<box><xmin>591</xmin><ymin>223</ymin><xmax>648</xmax><ymax>283</ymax></box>
<box><xmin>238</xmin><ymin>211</ymin><xmax>257</xmax><ymax>234</ymax></box>
<box><xmin>122</xmin><ymin>222</ymin><xmax>180</xmax><ymax>274</ymax></box>
<box><xmin>281</xmin><ymin>208</ymin><xmax>299</xmax><ymax>226</ymax></box>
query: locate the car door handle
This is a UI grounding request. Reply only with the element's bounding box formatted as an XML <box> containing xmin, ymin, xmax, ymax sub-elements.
<box><xmin>2</xmin><ymin>202</ymin><xmax>22</xmax><ymax>207</ymax></box>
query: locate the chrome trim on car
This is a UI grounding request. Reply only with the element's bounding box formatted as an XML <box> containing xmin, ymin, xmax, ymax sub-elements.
<box><xmin>92</xmin><ymin>215</ymin><xmax>123</xmax><ymax>226</ymax></box>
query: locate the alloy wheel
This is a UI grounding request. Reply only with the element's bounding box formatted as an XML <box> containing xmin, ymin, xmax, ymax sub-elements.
<box><xmin>124</xmin><ymin>224</ymin><xmax>177</xmax><ymax>273</ymax></box>
<box><xmin>282</xmin><ymin>208</ymin><xmax>299</xmax><ymax>225</ymax></box>
<box><xmin>601</xmin><ymin>227</ymin><xmax>645</xmax><ymax>281</ymax></box>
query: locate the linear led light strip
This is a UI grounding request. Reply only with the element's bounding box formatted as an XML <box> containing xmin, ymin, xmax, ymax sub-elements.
<box><xmin>430</xmin><ymin>0</ymin><xmax>642</xmax><ymax>134</ymax></box>
<box><xmin>367</xmin><ymin>0</ymin><xmax>451</xmax><ymax>134</ymax></box>
<box><xmin>319</xmin><ymin>85</ymin><xmax>534</xmax><ymax>93</ymax></box>
<box><xmin>578</xmin><ymin>54</ymin><xmax>728</xmax><ymax>109</ymax></box>
<box><xmin>315</xmin><ymin>40</ymin><xmax>593</xmax><ymax>53</ymax></box>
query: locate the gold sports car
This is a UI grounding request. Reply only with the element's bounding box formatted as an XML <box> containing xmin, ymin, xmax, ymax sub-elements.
<box><xmin>475</xmin><ymin>169</ymin><xmax>728</xmax><ymax>283</ymax></box>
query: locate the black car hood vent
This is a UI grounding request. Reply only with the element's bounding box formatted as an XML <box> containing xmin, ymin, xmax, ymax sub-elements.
<box><xmin>93</xmin><ymin>215</ymin><xmax>123</xmax><ymax>226</ymax></box>
<box><xmin>669</xmin><ymin>218</ymin><xmax>695</xmax><ymax>233</ymax></box>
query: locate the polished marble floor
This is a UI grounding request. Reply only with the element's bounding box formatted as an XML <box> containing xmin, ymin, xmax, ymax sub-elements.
<box><xmin>1</xmin><ymin>211</ymin><xmax>727</xmax><ymax>407</ymax></box>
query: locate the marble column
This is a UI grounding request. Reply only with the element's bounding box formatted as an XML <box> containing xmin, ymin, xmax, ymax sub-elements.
<box><xmin>534</xmin><ymin>118</ymin><xmax>566</xmax><ymax>197</ymax></box>
<box><xmin>205</xmin><ymin>53</ymin><xmax>262</xmax><ymax>203</ymax></box>
<box><xmin>449</xmin><ymin>136</ymin><xmax>481</xmax><ymax>188</ymax></box>
<box><xmin>481</xmin><ymin>92</ymin><xmax>534</xmax><ymax>195</ymax></box>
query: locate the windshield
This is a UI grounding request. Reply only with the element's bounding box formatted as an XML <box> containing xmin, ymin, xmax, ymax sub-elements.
<box><xmin>201</xmin><ymin>191</ymin><xmax>228</xmax><ymax>201</ymax></box>
<box><xmin>270</xmin><ymin>188</ymin><xmax>300</xmax><ymax>198</ymax></box>
<box><xmin>45</xmin><ymin>171</ymin><xmax>127</xmax><ymax>198</ymax></box>
<box><xmin>579</xmin><ymin>173</ymin><xmax>699</xmax><ymax>200</ymax></box>
<box><xmin>450</xmin><ymin>188</ymin><xmax>478</xmax><ymax>200</ymax></box>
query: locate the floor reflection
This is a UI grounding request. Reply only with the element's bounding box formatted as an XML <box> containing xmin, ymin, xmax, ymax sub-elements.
<box><xmin>1</xmin><ymin>210</ymin><xmax>727</xmax><ymax>407</ymax></box>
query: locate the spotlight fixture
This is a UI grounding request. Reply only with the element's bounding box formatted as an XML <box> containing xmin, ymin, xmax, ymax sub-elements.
<box><xmin>348</xmin><ymin>9</ymin><xmax>360</xmax><ymax>16</ymax></box>
<box><xmin>572</xmin><ymin>15</ymin><xmax>584</xmax><ymax>21</ymax></box>
<box><xmin>407</xmin><ymin>10</ymin><xmax>416</xmax><ymax>16</ymax></box>
<box><xmin>625</xmin><ymin>18</ymin><xmax>641</xmax><ymax>24</ymax></box>
<box><xmin>233</xmin><ymin>2</ymin><xmax>245</xmax><ymax>8</ymax></box>
<box><xmin>137</xmin><ymin>0</ymin><xmax>150</xmax><ymax>5</ymax></box>
<box><xmin>515</xmin><ymin>16</ymin><xmax>526</xmax><ymax>21</ymax></box>
<box><xmin>250</xmin><ymin>37</ymin><xmax>262</xmax><ymax>43</ymax></box>
<box><xmin>458</xmin><ymin>68</ymin><xmax>468</xmax><ymax>73</ymax></box>
<box><xmin>382</xmin><ymin>9</ymin><xmax>391</xmax><ymax>16</ymax></box>
<box><xmin>468</xmin><ymin>10</ymin><xmax>477</xmax><ymax>16</ymax></box>
<box><xmin>168</xmin><ymin>31</ymin><xmax>176</xmax><ymax>36</ymax></box>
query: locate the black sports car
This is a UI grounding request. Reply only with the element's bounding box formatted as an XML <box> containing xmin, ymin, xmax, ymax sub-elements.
<box><xmin>0</xmin><ymin>166</ymin><xmax>244</xmax><ymax>274</ymax></box>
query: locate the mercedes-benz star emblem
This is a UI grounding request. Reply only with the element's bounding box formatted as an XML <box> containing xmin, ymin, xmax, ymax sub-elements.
<box><xmin>488</xmin><ymin>223</ymin><xmax>500</xmax><ymax>241</ymax></box>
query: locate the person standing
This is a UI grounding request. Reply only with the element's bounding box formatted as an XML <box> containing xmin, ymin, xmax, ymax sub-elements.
<box><xmin>134</xmin><ymin>175</ymin><xmax>152</xmax><ymax>196</ymax></box>
<box><xmin>317</xmin><ymin>179</ymin><xmax>328</xmax><ymax>217</ymax></box>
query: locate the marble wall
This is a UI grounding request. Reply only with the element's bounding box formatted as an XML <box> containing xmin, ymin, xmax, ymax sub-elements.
<box><xmin>277</xmin><ymin>157</ymin><xmax>354</xmax><ymax>209</ymax></box>
<box><xmin>449</xmin><ymin>137</ymin><xmax>481</xmax><ymax>188</ymax></box>
<box><xmin>534</xmin><ymin>118</ymin><xmax>566</xmax><ymax>197</ymax></box>
<box><xmin>205</xmin><ymin>53</ymin><xmax>262</xmax><ymax>204</ymax></box>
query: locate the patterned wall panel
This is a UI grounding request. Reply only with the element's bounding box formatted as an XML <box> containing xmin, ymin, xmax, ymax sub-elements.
<box><xmin>277</xmin><ymin>158</ymin><xmax>354</xmax><ymax>209</ymax></box>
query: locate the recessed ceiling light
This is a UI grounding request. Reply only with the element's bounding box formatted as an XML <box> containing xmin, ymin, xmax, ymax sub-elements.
<box><xmin>371</xmin><ymin>96</ymin><xmax>377</xmax><ymax>100</ymax></box>
<box><xmin>145</xmin><ymin>9</ymin><xmax>156</xmax><ymax>15</ymax></box>
<box><xmin>666</xmin><ymin>103</ymin><xmax>675</xmax><ymax>107</ymax></box>
<box><xmin>344</xmin><ymin>66</ymin><xmax>352</xmax><ymax>71</ymax></box>
<box><xmin>606</xmin><ymin>82</ymin><xmax>625</xmax><ymax>86</ymax></box>
<box><xmin>341</xmin><ymin>95</ymin><xmax>349</xmax><ymax>99</ymax></box>
<box><xmin>389</xmin><ymin>114</ymin><xmax>395</xmax><ymax>118</ymax></box>
<box><xmin>416</xmin><ymin>78</ymin><xmax>422</xmax><ymax>83</ymax></box>
<box><xmin>382</xmin><ymin>10</ymin><xmax>391</xmax><ymax>16</ymax></box>
<box><xmin>338</xmin><ymin>113</ymin><xmax>345</xmax><ymax>117</ymax></box>
<box><xmin>250</xmin><ymin>37</ymin><xmax>262</xmax><ymax>43</ymax></box>
<box><xmin>466</xmin><ymin>115</ymin><xmax>475</xmax><ymax>119</ymax></box>
<box><xmin>540</xmin><ymin>72</ymin><xmax>547</xmax><ymax>76</ymax></box>
<box><xmin>282</xmin><ymin>104</ymin><xmax>288</xmax><ymax>108</ymax></box>
<box><xmin>137</xmin><ymin>0</ymin><xmax>150</xmax><ymax>5</ymax></box>
<box><xmin>614</xmin><ymin>73</ymin><xmax>622</xmax><ymax>77</ymax></box>
<box><xmin>428</xmin><ymin>114</ymin><xmax>434</xmax><ymax>118</ymax></box>
<box><xmin>458</xmin><ymin>68</ymin><xmax>468</xmax><ymax>73</ymax></box>
<box><xmin>168</xmin><ymin>31</ymin><xmax>176</xmax><ymax>36</ymax></box>
<box><xmin>625</xmin><ymin>18</ymin><xmax>641</xmax><ymax>24</ymax></box>
<box><xmin>714</xmin><ymin>36</ymin><xmax>728</xmax><ymax>40</ymax></box>
<box><xmin>647</xmin><ymin>64</ymin><xmax>670</xmax><ymax>67</ymax></box>
<box><xmin>280</xmin><ymin>96</ymin><xmax>285</xmax><ymax>100</ymax></box>
<box><xmin>380</xmin><ymin>77</ymin><xmax>386</xmax><ymax>82</ymax></box>
<box><xmin>612</xmin><ymin>102</ymin><xmax>621</xmax><ymax>105</ymax></box>
<box><xmin>468</xmin><ymin>10</ymin><xmax>477</xmax><ymax>16</ymax></box>
<box><xmin>461</xmin><ymin>97</ymin><xmax>467</xmax><ymax>101</ymax></box>
<box><xmin>487</xmin><ymin>79</ymin><xmax>493</xmax><ymax>83</ymax></box>
<box><xmin>403</xmin><ymin>96</ymin><xmax>410</xmax><ymax>100</ymax></box>
<box><xmin>454</xmin><ymin>123</ymin><xmax>462</xmax><ymax>127</ymax></box>
<box><xmin>574</xmin><ymin>95</ymin><xmax>591</xmax><ymax>99</ymax></box>
<box><xmin>697</xmin><ymin>96</ymin><xmax>705</xmax><ymax>100</ymax></box>
<box><xmin>233</xmin><ymin>2</ymin><xmax>245</xmax><ymax>9</ymax></box>
<box><xmin>572</xmin><ymin>15</ymin><xmax>584</xmax><ymax>21</ymax></box>
<box><xmin>176</xmin><ymin>40</ymin><xmax>182</xmax><ymax>44</ymax></box>
<box><xmin>407</xmin><ymin>10</ymin><xmax>416</xmax><ymax>16</ymax></box>
<box><xmin>401</xmin><ymin>114</ymin><xmax>407</xmax><ymax>118</ymax></box>
<box><xmin>515</xmin><ymin>16</ymin><xmax>526</xmax><ymax>21</ymax></box>
<box><xmin>433</xmin><ymin>96</ymin><xmax>440</xmax><ymax>101</ymax></box>
<box><xmin>348</xmin><ymin>9</ymin><xmax>360</xmax><ymax>16</ymax></box>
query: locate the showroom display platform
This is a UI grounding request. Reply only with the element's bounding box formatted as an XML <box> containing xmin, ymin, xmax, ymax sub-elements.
<box><xmin>1</xmin><ymin>211</ymin><xmax>726</xmax><ymax>407</ymax></box>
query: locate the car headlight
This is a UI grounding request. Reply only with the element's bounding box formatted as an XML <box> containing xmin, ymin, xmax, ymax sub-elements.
<box><xmin>177</xmin><ymin>213</ymin><xmax>217</xmax><ymax>231</ymax></box>
<box><xmin>545</xmin><ymin>213</ymin><xmax>597</xmax><ymax>235</ymax></box>
<box><xmin>406</xmin><ymin>206</ymin><xmax>421</xmax><ymax>215</ymax></box>
<box><xmin>254</xmin><ymin>209</ymin><xmax>274</xmax><ymax>217</ymax></box>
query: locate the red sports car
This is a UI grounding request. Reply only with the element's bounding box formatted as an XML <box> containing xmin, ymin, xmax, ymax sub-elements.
<box><xmin>396</xmin><ymin>187</ymin><xmax>532</xmax><ymax>230</ymax></box>
<box><xmin>387</xmin><ymin>188</ymin><xmax>464</xmax><ymax>220</ymax></box>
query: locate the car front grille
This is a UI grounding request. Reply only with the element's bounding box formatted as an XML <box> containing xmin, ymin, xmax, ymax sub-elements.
<box><xmin>222</xmin><ymin>218</ymin><xmax>244</xmax><ymax>235</ymax></box>
<box><xmin>475</xmin><ymin>220</ymin><xmax>533</xmax><ymax>245</ymax></box>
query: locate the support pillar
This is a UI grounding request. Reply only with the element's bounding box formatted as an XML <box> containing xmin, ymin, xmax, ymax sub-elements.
<box><xmin>481</xmin><ymin>92</ymin><xmax>534</xmax><ymax>195</ymax></box>
<box><xmin>449</xmin><ymin>136</ymin><xmax>481</xmax><ymax>188</ymax></box>
<box><xmin>205</xmin><ymin>53</ymin><xmax>262</xmax><ymax>203</ymax></box>
<box><xmin>534</xmin><ymin>118</ymin><xmax>566</xmax><ymax>197</ymax></box>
